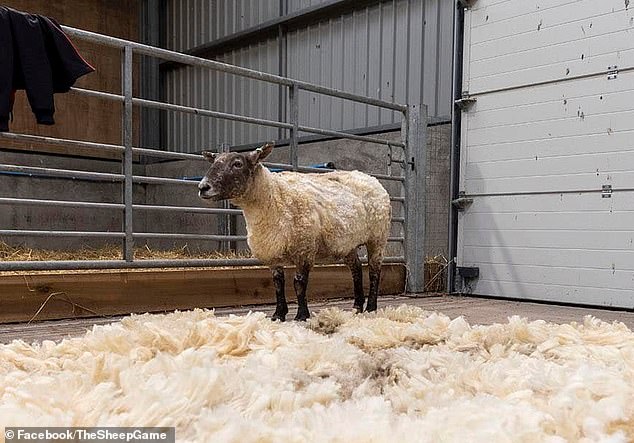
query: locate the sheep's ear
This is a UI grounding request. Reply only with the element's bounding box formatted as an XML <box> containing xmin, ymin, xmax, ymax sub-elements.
<box><xmin>248</xmin><ymin>142</ymin><xmax>274</xmax><ymax>164</ymax></box>
<box><xmin>201</xmin><ymin>151</ymin><xmax>217</xmax><ymax>163</ymax></box>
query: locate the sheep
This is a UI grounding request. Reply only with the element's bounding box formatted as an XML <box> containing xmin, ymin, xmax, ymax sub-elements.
<box><xmin>198</xmin><ymin>142</ymin><xmax>392</xmax><ymax>321</ymax></box>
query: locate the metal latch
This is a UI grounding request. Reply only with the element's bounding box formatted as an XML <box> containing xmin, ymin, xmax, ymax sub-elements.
<box><xmin>452</xmin><ymin>192</ymin><xmax>474</xmax><ymax>211</ymax></box>
<box><xmin>608</xmin><ymin>66</ymin><xmax>618</xmax><ymax>80</ymax></box>
<box><xmin>458</xmin><ymin>0</ymin><xmax>478</xmax><ymax>8</ymax></box>
<box><xmin>455</xmin><ymin>93</ymin><xmax>477</xmax><ymax>110</ymax></box>
<box><xmin>602</xmin><ymin>184</ymin><xmax>612</xmax><ymax>198</ymax></box>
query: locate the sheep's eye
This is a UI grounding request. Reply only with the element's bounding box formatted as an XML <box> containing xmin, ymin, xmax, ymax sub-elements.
<box><xmin>233</xmin><ymin>160</ymin><xmax>243</xmax><ymax>168</ymax></box>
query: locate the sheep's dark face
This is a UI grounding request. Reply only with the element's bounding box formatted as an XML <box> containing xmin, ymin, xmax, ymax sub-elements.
<box><xmin>198</xmin><ymin>143</ymin><xmax>274</xmax><ymax>201</ymax></box>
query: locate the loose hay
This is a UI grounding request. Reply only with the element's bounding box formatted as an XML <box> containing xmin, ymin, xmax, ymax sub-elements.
<box><xmin>0</xmin><ymin>241</ymin><xmax>252</xmax><ymax>262</ymax></box>
<box><xmin>1</xmin><ymin>305</ymin><xmax>634</xmax><ymax>442</ymax></box>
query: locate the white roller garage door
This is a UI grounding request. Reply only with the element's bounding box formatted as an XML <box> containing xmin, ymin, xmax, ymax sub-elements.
<box><xmin>456</xmin><ymin>0</ymin><xmax>634</xmax><ymax>307</ymax></box>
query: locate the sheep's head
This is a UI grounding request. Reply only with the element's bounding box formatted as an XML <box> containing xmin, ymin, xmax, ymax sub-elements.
<box><xmin>198</xmin><ymin>142</ymin><xmax>274</xmax><ymax>201</ymax></box>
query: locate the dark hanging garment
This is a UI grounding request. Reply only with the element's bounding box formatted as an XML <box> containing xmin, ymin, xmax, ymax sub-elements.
<box><xmin>0</xmin><ymin>7</ymin><xmax>95</xmax><ymax>132</ymax></box>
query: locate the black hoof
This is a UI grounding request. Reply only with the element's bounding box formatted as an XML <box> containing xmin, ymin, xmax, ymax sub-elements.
<box><xmin>353</xmin><ymin>304</ymin><xmax>364</xmax><ymax>314</ymax></box>
<box><xmin>294</xmin><ymin>311</ymin><xmax>310</xmax><ymax>322</ymax></box>
<box><xmin>365</xmin><ymin>303</ymin><xmax>377</xmax><ymax>312</ymax></box>
<box><xmin>271</xmin><ymin>312</ymin><xmax>287</xmax><ymax>322</ymax></box>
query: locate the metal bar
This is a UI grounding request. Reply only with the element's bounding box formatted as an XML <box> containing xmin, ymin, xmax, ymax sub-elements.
<box><xmin>0</xmin><ymin>164</ymin><xmax>124</xmax><ymax>182</ymax></box>
<box><xmin>404</xmin><ymin>104</ymin><xmax>428</xmax><ymax>293</ymax></box>
<box><xmin>133</xmin><ymin>204</ymin><xmax>242</xmax><ymax>215</ymax></box>
<box><xmin>219</xmin><ymin>143</ymin><xmax>231</xmax><ymax>251</ymax></box>
<box><xmin>133</xmin><ymin>233</ymin><xmax>248</xmax><ymax>241</ymax></box>
<box><xmin>132</xmin><ymin>147</ymin><xmax>203</xmax><ymax>161</ymax></box>
<box><xmin>71</xmin><ymin>87</ymin><xmax>293</xmax><ymax>130</ymax></box>
<box><xmin>229</xmin><ymin>120</ymin><xmax>451</xmax><ymax>153</ymax></box>
<box><xmin>289</xmin><ymin>84</ymin><xmax>299</xmax><ymax>170</ymax></box>
<box><xmin>61</xmin><ymin>25</ymin><xmax>407</xmax><ymax>112</ymax></box>
<box><xmin>132</xmin><ymin>175</ymin><xmax>198</xmax><ymax>185</ymax></box>
<box><xmin>297</xmin><ymin>125</ymin><xmax>405</xmax><ymax>147</ymax></box>
<box><xmin>0</xmin><ymin>230</ymin><xmax>125</xmax><ymax>238</ymax></box>
<box><xmin>0</xmin><ymin>131</ymin><xmax>203</xmax><ymax>163</ymax></box>
<box><xmin>263</xmin><ymin>162</ymin><xmax>331</xmax><ymax>173</ymax></box>
<box><xmin>134</xmin><ymin>96</ymin><xmax>293</xmax><ymax>130</ymax></box>
<box><xmin>123</xmin><ymin>45</ymin><xmax>134</xmax><ymax>262</ymax></box>
<box><xmin>264</xmin><ymin>161</ymin><xmax>404</xmax><ymax>182</ymax></box>
<box><xmin>71</xmin><ymin>87</ymin><xmax>124</xmax><ymax>102</ymax></box>
<box><xmin>391</xmin><ymin>217</ymin><xmax>405</xmax><ymax>223</ymax></box>
<box><xmin>372</xmin><ymin>173</ymin><xmax>405</xmax><ymax>182</ymax></box>
<box><xmin>0</xmin><ymin>255</ymin><xmax>406</xmax><ymax>271</ymax></box>
<box><xmin>387</xmin><ymin>237</ymin><xmax>405</xmax><ymax>243</ymax></box>
<box><xmin>0</xmin><ymin>197</ymin><xmax>124</xmax><ymax>211</ymax></box>
<box><xmin>391</xmin><ymin>196</ymin><xmax>405</xmax><ymax>203</ymax></box>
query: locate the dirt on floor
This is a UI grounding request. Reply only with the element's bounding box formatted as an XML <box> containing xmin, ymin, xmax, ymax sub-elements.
<box><xmin>1</xmin><ymin>294</ymin><xmax>633</xmax><ymax>344</ymax></box>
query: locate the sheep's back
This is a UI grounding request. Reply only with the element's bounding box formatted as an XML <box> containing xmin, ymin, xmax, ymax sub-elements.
<box><xmin>277</xmin><ymin>170</ymin><xmax>391</xmax><ymax>257</ymax></box>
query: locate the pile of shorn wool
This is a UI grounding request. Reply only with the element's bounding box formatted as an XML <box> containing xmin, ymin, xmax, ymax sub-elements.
<box><xmin>1</xmin><ymin>305</ymin><xmax>634</xmax><ymax>442</ymax></box>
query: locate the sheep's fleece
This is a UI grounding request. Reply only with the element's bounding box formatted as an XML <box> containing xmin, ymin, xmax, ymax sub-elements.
<box><xmin>1</xmin><ymin>305</ymin><xmax>634</xmax><ymax>442</ymax></box>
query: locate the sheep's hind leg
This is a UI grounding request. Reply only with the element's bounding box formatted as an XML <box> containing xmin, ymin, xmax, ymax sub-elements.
<box><xmin>345</xmin><ymin>249</ymin><xmax>365</xmax><ymax>313</ymax></box>
<box><xmin>271</xmin><ymin>267</ymin><xmax>288</xmax><ymax>321</ymax></box>
<box><xmin>293</xmin><ymin>263</ymin><xmax>311</xmax><ymax>321</ymax></box>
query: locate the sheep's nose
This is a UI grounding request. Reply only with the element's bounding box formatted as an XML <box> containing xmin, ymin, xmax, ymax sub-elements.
<box><xmin>198</xmin><ymin>181</ymin><xmax>211</xmax><ymax>192</ymax></box>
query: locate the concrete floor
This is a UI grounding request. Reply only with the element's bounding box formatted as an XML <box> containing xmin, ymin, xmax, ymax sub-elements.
<box><xmin>1</xmin><ymin>294</ymin><xmax>633</xmax><ymax>344</ymax></box>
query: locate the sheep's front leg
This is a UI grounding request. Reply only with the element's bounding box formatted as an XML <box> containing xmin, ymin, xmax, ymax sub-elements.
<box><xmin>366</xmin><ymin>244</ymin><xmax>383</xmax><ymax>312</ymax></box>
<box><xmin>271</xmin><ymin>266</ymin><xmax>288</xmax><ymax>322</ymax></box>
<box><xmin>293</xmin><ymin>263</ymin><xmax>311</xmax><ymax>321</ymax></box>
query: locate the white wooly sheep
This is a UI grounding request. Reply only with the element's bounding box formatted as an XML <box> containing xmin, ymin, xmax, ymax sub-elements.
<box><xmin>198</xmin><ymin>142</ymin><xmax>392</xmax><ymax>321</ymax></box>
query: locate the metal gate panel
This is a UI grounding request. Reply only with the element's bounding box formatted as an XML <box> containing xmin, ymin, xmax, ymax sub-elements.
<box><xmin>457</xmin><ymin>0</ymin><xmax>634</xmax><ymax>307</ymax></box>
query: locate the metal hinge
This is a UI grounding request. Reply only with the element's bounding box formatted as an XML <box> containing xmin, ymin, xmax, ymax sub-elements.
<box><xmin>608</xmin><ymin>66</ymin><xmax>618</xmax><ymax>80</ymax></box>
<box><xmin>602</xmin><ymin>184</ymin><xmax>612</xmax><ymax>198</ymax></box>
<box><xmin>452</xmin><ymin>191</ymin><xmax>474</xmax><ymax>211</ymax></box>
<box><xmin>458</xmin><ymin>0</ymin><xmax>478</xmax><ymax>8</ymax></box>
<box><xmin>455</xmin><ymin>93</ymin><xmax>477</xmax><ymax>110</ymax></box>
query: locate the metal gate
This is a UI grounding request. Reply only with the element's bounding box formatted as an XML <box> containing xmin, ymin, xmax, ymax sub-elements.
<box><xmin>455</xmin><ymin>0</ymin><xmax>634</xmax><ymax>307</ymax></box>
<box><xmin>0</xmin><ymin>25</ymin><xmax>429</xmax><ymax>293</ymax></box>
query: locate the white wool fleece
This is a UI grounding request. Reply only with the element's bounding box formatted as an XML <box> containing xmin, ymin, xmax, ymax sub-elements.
<box><xmin>1</xmin><ymin>306</ymin><xmax>634</xmax><ymax>442</ymax></box>
<box><xmin>232</xmin><ymin>166</ymin><xmax>391</xmax><ymax>266</ymax></box>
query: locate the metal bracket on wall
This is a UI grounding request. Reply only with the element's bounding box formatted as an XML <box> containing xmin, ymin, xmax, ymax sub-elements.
<box><xmin>602</xmin><ymin>184</ymin><xmax>613</xmax><ymax>198</ymax></box>
<box><xmin>455</xmin><ymin>93</ymin><xmax>477</xmax><ymax>110</ymax></box>
<box><xmin>457</xmin><ymin>0</ymin><xmax>478</xmax><ymax>8</ymax></box>
<box><xmin>457</xmin><ymin>266</ymin><xmax>479</xmax><ymax>279</ymax></box>
<box><xmin>607</xmin><ymin>66</ymin><xmax>618</xmax><ymax>80</ymax></box>
<box><xmin>451</xmin><ymin>191</ymin><xmax>474</xmax><ymax>211</ymax></box>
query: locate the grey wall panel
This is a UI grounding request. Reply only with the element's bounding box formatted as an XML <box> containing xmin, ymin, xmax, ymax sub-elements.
<box><xmin>163</xmin><ymin>0</ymin><xmax>453</xmax><ymax>150</ymax></box>
<box><xmin>287</xmin><ymin>0</ymin><xmax>329</xmax><ymax>14</ymax></box>
<box><xmin>166</xmin><ymin>0</ymin><xmax>280</xmax><ymax>51</ymax></box>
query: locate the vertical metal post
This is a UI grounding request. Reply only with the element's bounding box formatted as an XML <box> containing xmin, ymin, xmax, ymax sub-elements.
<box><xmin>403</xmin><ymin>104</ymin><xmax>427</xmax><ymax>293</ymax></box>
<box><xmin>289</xmin><ymin>84</ymin><xmax>299</xmax><ymax>170</ymax></box>
<box><xmin>218</xmin><ymin>143</ymin><xmax>232</xmax><ymax>251</ymax></box>
<box><xmin>122</xmin><ymin>45</ymin><xmax>134</xmax><ymax>262</ymax></box>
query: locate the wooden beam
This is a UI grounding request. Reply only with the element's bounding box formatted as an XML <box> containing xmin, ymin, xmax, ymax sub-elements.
<box><xmin>0</xmin><ymin>264</ymin><xmax>405</xmax><ymax>323</ymax></box>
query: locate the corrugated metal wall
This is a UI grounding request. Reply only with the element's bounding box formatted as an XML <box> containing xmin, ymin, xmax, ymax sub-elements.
<box><xmin>162</xmin><ymin>0</ymin><xmax>453</xmax><ymax>152</ymax></box>
<box><xmin>166</xmin><ymin>0</ymin><xmax>280</xmax><ymax>50</ymax></box>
